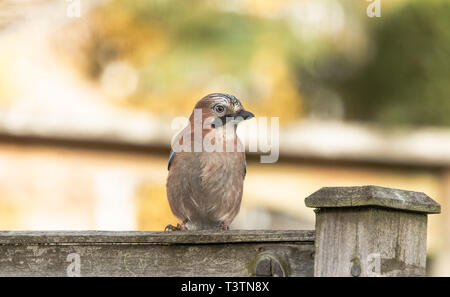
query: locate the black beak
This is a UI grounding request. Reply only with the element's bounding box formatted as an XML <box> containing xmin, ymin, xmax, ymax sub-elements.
<box><xmin>237</xmin><ymin>110</ymin><xmax>255</xmax><ymax>120</ymax></box>
<box><xmin>213</xmin><ymin>109</ymin><xmax>255</xmax><ymax>128</ymax></box>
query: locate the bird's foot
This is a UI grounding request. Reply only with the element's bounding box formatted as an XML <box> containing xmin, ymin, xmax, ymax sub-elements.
<box><xmin>217</xmin><ymin>222</ymin><xmax>229</xmax><ymax>231</ymax></box>
<box><xmin>164</xmin><ymin>223</ymin><xmax>186</xmax><ymax>232</ymax></box>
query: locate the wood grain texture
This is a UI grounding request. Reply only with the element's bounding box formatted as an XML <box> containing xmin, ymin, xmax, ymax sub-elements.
<box><xmin>0</xmin><ymin>230</ymin><xmax>314</xmax><ymax>244</ymax></box>
<box><xmin>0</xmin><ymin>230</ymin><xmax>315</xmax><ymax>277</ymax></box>
<box><xmin>313</xmin><ymin>207</ymin><xmax>427</xmax><ymax>277</ymax></box>
<box><xmin>305</xmin><ymin>185</ymin><xmax>441</xmax><ymax>214</ymax></box>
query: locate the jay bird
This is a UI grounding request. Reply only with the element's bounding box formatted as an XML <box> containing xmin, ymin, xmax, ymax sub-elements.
<box><xmin>165</xmin><ymin>93</ymin><xmax>254</xmax><ymax>231</ymax></box>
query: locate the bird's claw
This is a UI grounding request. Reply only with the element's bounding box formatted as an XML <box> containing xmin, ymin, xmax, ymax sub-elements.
<box><xmin>164</xmin><ymin>223</ymin><xmax>186</xmax><ymax>232</ymax></box>
<box><xmin>217</xmin><ymin>222</ymin><xmax>229</xmax><ymax>231</ymax></box>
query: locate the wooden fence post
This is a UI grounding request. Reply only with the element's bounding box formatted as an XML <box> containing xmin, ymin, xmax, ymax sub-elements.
<box><xmin>305</xmin><ymin>185</ymin><xmax>440</xmax><ymax>277</ymax></box>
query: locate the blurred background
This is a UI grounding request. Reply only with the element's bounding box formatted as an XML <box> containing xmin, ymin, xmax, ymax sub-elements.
<box><xmin>0</xmin><ymin>0</ymin><xmax>449</xmax><ymax>275</ymax></box>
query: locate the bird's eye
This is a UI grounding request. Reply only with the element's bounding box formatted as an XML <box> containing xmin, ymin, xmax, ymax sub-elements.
<box><xmin>214</xmin><ymin>105</ymin><xmax>225</xmax><ymax>114</ymax></box>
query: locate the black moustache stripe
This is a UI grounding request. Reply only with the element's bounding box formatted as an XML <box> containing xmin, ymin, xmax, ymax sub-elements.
<box><xmin>211</xmin><ymin>116</ymin><xmax>243</xmax><ymax>129</ymax></box>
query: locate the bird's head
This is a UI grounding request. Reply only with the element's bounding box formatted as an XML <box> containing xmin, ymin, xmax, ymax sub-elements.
<box><xmin>190</xmin><ymin>93</ymin><xmax>255</xmax><ymax>129</ymax></box>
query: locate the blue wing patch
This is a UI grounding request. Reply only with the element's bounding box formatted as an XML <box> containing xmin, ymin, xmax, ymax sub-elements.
<box><xmin>168</xmin><ymin>151</ymin><xmax>175</xmax><ymax>171</ymax></box>
<box><xmin>244</xmin><ymin>159</ymin><xmax>247</xmax><ymax>178</ymax></box>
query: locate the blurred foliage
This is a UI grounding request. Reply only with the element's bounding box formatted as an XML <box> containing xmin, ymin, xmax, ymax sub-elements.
<box><xmin>56</xmin><ymin>0</ymin><xmax>450</xmax><ymax>127</ymax></box>
<box><xmin>310</xmin><ymin>0</ymin><xmax>450</xmax><ymax>127</ymax></box>
<box><xmin>75</xmin><ymin>0</ymin><xmax>307</xmax><ymax>123</ymax></box>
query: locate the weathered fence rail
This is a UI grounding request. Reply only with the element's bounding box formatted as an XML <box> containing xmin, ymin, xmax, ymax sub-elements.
<box><xmin>0</xmin><ymin>230</ymin><xmax>315</xmax><ymax>277</ymax></box>
<box><xmin>0</xmin><ymin>186</ymin><xmax>441</xmax><ymax>277</ymax></box>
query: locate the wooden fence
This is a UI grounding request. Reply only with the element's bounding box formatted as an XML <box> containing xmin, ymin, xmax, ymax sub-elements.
<box><xmin>0</xmin><ymin>186</ymin><xmax>440</xmax><ymax>277</ymax></box>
